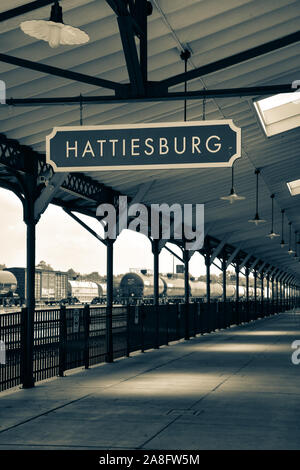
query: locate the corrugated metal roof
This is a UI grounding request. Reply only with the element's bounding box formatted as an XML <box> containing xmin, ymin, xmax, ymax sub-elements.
<box><xmin>0</xmin><ymin>0</ymin><xmax>300</xmax><ymax>278</ymax></box>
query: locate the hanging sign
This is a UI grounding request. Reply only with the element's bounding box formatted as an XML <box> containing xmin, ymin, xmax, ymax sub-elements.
<box><xmin>46</xmin><ymin>120</ymin><xmax>241</xmax><ymax>172</ymax></box>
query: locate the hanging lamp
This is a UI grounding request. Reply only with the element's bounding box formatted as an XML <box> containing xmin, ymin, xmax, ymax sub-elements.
<box><xmin>20</xmin><ymin>1</ymin><xmax>89</xmax><ymax>48</ymax></box>
<box><xmin>288</xmin><ymin>222</ymin><xmax>295</xmax><ymax>255</ymax></box>
<box><xmin>280</xmin><ymin>210</ymin><xmax>286</xmax><ymax>248</ymax></box>
<box><xmin>266</xmin><ymin>194</ymin><xmax>279</xmax><ymax>239</ymax></box>
<box><xmin>248</xmin><ymin>169</ymin><xmax>266</xmax><ymax>225</ymax></box>
<box><xmin>220</xmin><ymin>164</ymin><xmax>246</xmax><ymax>204</ymax></box>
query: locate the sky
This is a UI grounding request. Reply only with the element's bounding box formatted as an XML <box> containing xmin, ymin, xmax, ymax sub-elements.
<box><xmin>0</xmin><ymin>187</ymin><xmax>223</xmax><ymax>277</ymax></box>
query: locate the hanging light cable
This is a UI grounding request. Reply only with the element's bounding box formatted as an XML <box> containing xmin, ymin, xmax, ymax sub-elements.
<box><xmin>79</xmin><ymin>93</ymin><xmax>83</xmax><ymax>126</ymax></box>
<box><xmin>288</xmin><ymin>222</ymin><xmax>295</xmax><ymax>255</ymax></box>
<box><xmin>280</xmin><ymin>209</ymin><xmax>286</xmax><ymax>248</ymax></box>
<box><xmin>20</xmin><ymin>1</ymin><xmax>89</xmax><ymax>48</ymax></box>
<box><xmin>294</xmin><ymin>231</ymin><xmax>299</xmax><ymax>260</ymax></box>
<box><xmin>220</xmin><ymin>163</ymin><xmax>246</xmax><ymax>204</ymax></box>
<box><xmin>248</xmin><ymin>169</ymin><xmax>266</xmax><ymax>225</ymax></box>
<box><xmin>267</xmin><ymin>194</ymin><xmax>280</xmax><ymax>239</ymax></box>
<box><xmin>180</xmin><ymin>49</ymin><xmax>191</xmax><ymax>122</ymax></box>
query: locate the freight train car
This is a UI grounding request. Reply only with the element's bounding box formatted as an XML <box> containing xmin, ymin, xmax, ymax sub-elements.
<box><xmin>119</xmin><ymin>272</ymin><xmax>165</xmax><ymax>301</ymax></box>
<box><xmin>5</xmin><ymin>268</ymin><xmax>68</xmax><ymax>304</ymax></box>
<box><xmin>68</xmin><ymin>280</ymin><xmax>99</xmax><ymax>304</ymax></box>
<box><xmin>119</xmin><ymin>271</ymin><xmax>232</xmax><ymax>303</ymax></box>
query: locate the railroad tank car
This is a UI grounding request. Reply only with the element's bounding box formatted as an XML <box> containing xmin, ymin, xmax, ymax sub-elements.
<box><xmin>119</xmin><ymin>272</ymin><xmax>165</xmax><ymax>300</ymax></box>
<box><xmin>210</xmin><ymin>282</ymin><xmax>223</xmax><ymax>299</ymax></box>
<box><xmin>0</xmin><ymin>271</ymin><xmax>19</xmax><ymax>306</ymax></box>
<box><xmin>189</xmin><ymin>280</ymin><xmax>206</xmax><ymax>298</ymax></box>
<box><xmin>238</xmin><ymin>286</ymin><xmax>246</xmax><ymax>298</ymax></box>
<box><xmin>226</xmin><ymin>284</ymin><xmax>236</xmax><ymax>299</ymax></box>
<box><xmin>160</xmin><ymin>275</ymin><xmax>186</xmax><ymax>297</ymax></box>
<box><xmin>248</xmin><ymin>287</ymin><xmax>255</xmax><ymax>298</ymax></box>
<box><xmin>190</xmin><ymin>281</ymin><xmax>223</xmax><ymax>299</ymax></box>
<box><xmin>68</xmin><ymin>280</ymin><xmax>99</xmax><ymax>303</ymax></box>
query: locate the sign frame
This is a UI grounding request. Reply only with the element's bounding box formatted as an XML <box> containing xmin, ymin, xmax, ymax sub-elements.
<box><xmin>46</xmin><ymin>120</ymin><xmax>241</xmax><ymax>172</ymax></box>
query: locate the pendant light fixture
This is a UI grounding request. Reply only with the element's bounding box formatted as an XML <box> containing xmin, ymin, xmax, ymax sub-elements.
<box><xmin>280</xmin><ymin>209</ymin><xmax>286</xmax><ymax>248</ymax></box>
<box><xmin>288</xmin><ymin>222</ymin><xmax>295</xmax><ymax>255</ymax></box>
<box><xmin>220</xmin><ymin>163</ymin><xmax>246</xmax><ymax>204</ymax></box>
<box><xmin>248</xmin><ymin>169</ymin><xmax>266</xmax><ymax>225</ymax></box>
<box><xmin>20</xmin><ymin>1</ymin><xmax>89</xmax><ymax>49</ymax></box>
<box><xmin>266</xmin><ymin>194</ymin><xmax>280</xmax><ymax>238</ymax></box>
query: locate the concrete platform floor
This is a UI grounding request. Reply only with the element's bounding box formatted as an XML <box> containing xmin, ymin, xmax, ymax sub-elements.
<box><xmin>0</xmin><ymin>311</ymin><xmax>300</xmax><ymax>450</ymax></box>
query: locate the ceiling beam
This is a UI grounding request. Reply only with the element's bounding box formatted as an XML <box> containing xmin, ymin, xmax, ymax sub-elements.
<box><xmin>0</xmin><ymin>0</ymin><xmax>59</xmax><ymax>22</ymax></box>
<box><xmin>249</xmin><ymin>258</ymin><xmax>260</xmax><ymax>272</ymax></box>
<box><xmin>210</xmin><ymin>235</ymin><xmax>231</xmax><ymax>264</ymax></box>
<box><xmin>160</xmin><ymin>31</ymin><xmax>300</xmax><ymax>88</ymax></box>
<box><xmin>239</xmin><ymin>253</ymin><xmax>252</xmax><ymax>270</ymax></box>
<box><xmin>163</xmin><ymin>245</ymin><xmax>183</xmax><ymax>263</ymax></box>
<box><xmin>0</xmin><ymin>53</ymin><xmax>123</xmax><ymax>92</ymax></box>
<box><xmin>5</xmin><ymin>84</ymin><xmax>295</xmax><ymax>107</ymax></box>
<box><xmin>64</xmin><ymin>208</ymin><xmax>106</xmax><ymax>246</ymax></box>
<box><xmin>117</xmin><ymin>16</ymin><xmax>145</xmax><ymax>95</ymax></box>
<box><xmin>225</xmin><ymin>245</ymin><xmax>241</xmax><ymax>268</ymax></box>
<box><xmin>257</xmin><ymin>261</ymin><xmax>267</xmax><ymax>274</ymax></box>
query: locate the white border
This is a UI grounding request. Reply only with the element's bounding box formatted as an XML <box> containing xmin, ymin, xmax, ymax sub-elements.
<box><xmin>46</xmin><ymin>120</ymin><xmax>242</xmax><ymax>172</ymax></box>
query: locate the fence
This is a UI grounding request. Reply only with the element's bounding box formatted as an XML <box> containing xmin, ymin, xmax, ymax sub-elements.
<box><xmin>0</xmin><ymin>298</ymin><xmax>297</xmax><ymax>392</ymax></box>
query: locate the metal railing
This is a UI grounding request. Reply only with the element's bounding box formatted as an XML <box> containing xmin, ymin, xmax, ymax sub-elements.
<box><xmin>0</xmin><ymin>298</ymin><xmax>298</xmax><ymax>392</ymax></box>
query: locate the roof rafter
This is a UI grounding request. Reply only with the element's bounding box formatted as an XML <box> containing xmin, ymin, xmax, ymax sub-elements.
<box><xmin>160</xmin><ymin>31</ymin><xmax>300</xmax><ymax>89</ymax></box>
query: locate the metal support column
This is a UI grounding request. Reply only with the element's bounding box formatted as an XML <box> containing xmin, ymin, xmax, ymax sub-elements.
<box><xmin>205</xmin><ymin>254</ymin><xmax>211</xmax><ymax>305</ymax></box>
<box><xmin>106</xmin><ymin>240</ymin><xmax>114</xmax><ymax>363</ymax></box>
<box><xmin>266</xmin><ymin>275</ymin><xmax>270</xmax><ymax>315</ymax></box>
<box><xmin>254</xmin><ymin>269</ymin><xmax>257</xmax><ymax>317</ymax></box>
<box><xmin>261</xmin><ymin>272</ymin><xmax>264</xmax><ymax>317</ymax></box>
<box><xmin>235</xmin><ymin>262</ymin><xmax>240</xmax><ymax>324</ymax></box>
<box><xmin>22</xmin><ymin>174</ymin><xmax>37</xmax><ymax>389</ymax></box>
<box><xmin>271</xmin><ymin>276</ymin><xmax>275</xmax><ymax>314</ymax></box>
<box><xmin>245</xmin><ymin>265</ymin><xmax>250</xmax><ymax>320</ymax></box>
<box><xmin>23</xmin><ymin>207</ymin><xmax>36</xmax><ymax>388</ymax></box>
<box><xmin>222</xmin><ymin>256</ymin><xmax>227</xmax><ymax>303</ymax></box>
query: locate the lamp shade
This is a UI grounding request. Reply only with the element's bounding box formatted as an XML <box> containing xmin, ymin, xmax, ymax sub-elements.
<box><xmin>20</xmin><ymin>20</ymin><xmax>89</xmax><ymax>48</ymax></box>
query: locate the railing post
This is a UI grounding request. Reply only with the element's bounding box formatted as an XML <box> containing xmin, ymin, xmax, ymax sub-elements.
<box><xmin>140</xmin><ymin>305</ymin><xmax>145</xmax><ymax>353</ymax></box>
<box><xmin>83</xmin><ymin>304</ymin><xmax>90</xmax><ymax>369</ymax></box>
<box><xmin>205</xmin><ymin>246</ymin><xmax>211</xmax><ymax>331</ymax></box>
<box><xmin>183</xmin><ymin>249</ymin><xmax>190</xmax><ymax>340</ymax></box>
<box><xmin>59</xmin><ymin>305</ymin><xmax>67</xmax><ymax>377</ymax></box>
<box><xmin>20</xmin><ymin>306</ymin><xmax>34</xmax><ymax>387</ymax></box>
<box><xmin>176</xmin><ymin>304</ymin><xmax>180</xmax><ymax>340</ymax></box>
<box><xmin>152</xmin><ymin>240</ymin><xmax>160</xmax><ymax>349</ymax></box>
<box><xmin>126</xmin><ymin>305</ymin><xmax>130</xmax><ymax>357</ymax></box>
<box><xmin>165</xmin><ymin>304</ymin><xmax>169</xmax><ymax>346</ymax></box>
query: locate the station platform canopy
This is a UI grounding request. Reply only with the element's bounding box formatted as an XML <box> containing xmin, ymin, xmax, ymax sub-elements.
<box><xmin>0</xmin><ymin>0</ymin><xmax>299</xmax><ymax>281</ymax></box>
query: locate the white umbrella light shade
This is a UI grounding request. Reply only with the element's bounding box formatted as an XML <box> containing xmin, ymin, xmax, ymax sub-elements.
<box><xmin>20</xmin><ymin>1</ymin><xmax>89</xmax><ymax>48</ymax></box>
